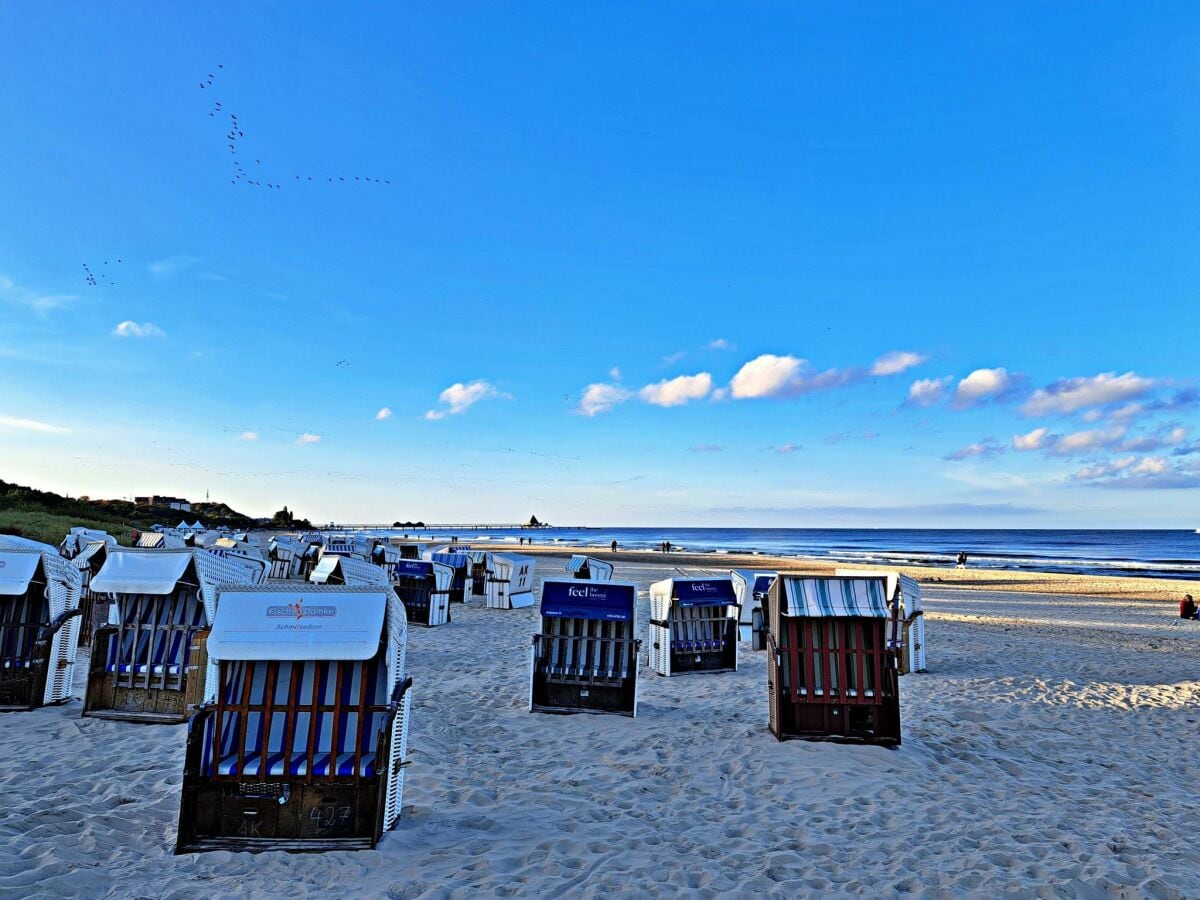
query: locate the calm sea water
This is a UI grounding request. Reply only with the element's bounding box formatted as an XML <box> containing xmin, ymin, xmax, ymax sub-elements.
<box><xmin>367</xmin><ymin>527</ymin><xmax>1200</xmax><ymax>580</ymax></box>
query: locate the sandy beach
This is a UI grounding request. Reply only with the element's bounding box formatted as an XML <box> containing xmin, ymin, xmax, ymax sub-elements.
<box><xmin>3</xmin><ymin>553</ymin><xmax>1199</xmax><ymax>898</ymax></box>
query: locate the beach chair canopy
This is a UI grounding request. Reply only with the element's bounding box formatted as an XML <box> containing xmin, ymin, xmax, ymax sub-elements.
<box><xmin>90</xmin><ymin>548</ymin><xmax>259</xmax><ymax>622</ymax></box>
<box><xmin>207</xmin><ymin>589</ymin><xmax>388</xmax><ymax>662</ymax></box>
<box><xmin>780</xmin><ymin>576</ymin><xmax>889</xmax><ymax>618</ymax></box>
<box><xmin>0</xmin><ymin>551</ymin><xmax>43</xmax><ymax>596</ymax></box>
<box><xmin>70</xmin><ymin>540</ymin><xmax>109</xmax><ymax>570</ymax></box>
<box><xmin>671</xmin><ymin>577</ymin><xmax>737</xmax><ymax>607</ymax></box>
<box><xmin>541</xmin><ymin>580</ymin><xmax>635</xmax><ymax>621</ymax></box>
<box><xmin>898</xmin><ymin>574</ymin><xmax>922</xmax><ymax>614</ymax></box>
<box><xmin>431</xmin><ymin>551</ymin><xmax>469</xmax><ymax>568</ymax></box>
<box><xmin>310</xmin><ymin>554</ymin><xmax>390</xmax><ymax>587</ymax></box>
<box><xmin>392</xmin><ymin>559</ymin><xmax>453</xmax><ymax>588</ymax></box>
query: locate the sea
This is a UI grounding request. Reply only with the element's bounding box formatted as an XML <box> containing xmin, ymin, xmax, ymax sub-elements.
<box><xmin>364</xmin><ymin>527</ymin><xmax>1200</xmax><ymax>581</ymax></box>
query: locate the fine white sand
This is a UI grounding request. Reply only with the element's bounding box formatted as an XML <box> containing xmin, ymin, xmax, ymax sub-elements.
<box><xmin>3</xmin><ymin>557</ymin><xmax>1199</xmax><ymax>897</ymax></box>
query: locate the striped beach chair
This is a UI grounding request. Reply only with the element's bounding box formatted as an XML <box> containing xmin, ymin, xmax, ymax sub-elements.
<box><xmin>390</xmin><ymin>560</ymin><xmax>453</xmax><ymax>627</ymax></box>
<box><xmin>566</xmin><ymin>555</ymin><xmax>615</xmax><ymax>581</ymax></box>
<box><xmin>84</xmin><ymin>548</ymin><xmax>262</xmax><ymax>723</ymax></box>
<box><xmin>730</xmin><ymin>570</ymin><xmax>776</xmax><ymax>650</ymax></box>
<box><xmin>0</xmin><ymin>537</ymin><xmax>83</xmax><ymax>711</ymax></box>
<box><xmin>648</xmin><ymin>577</ymin><xmax>739</xmax><ymax>677</ymax></box>
<box><xmin>176</xmin><ymin>584</ymin><xmax>412</xmax><ymax>853</ymax></box>
<box><xmin>429</xmin><ymin>551</ymin><xmax>471</xmax><ymax>604</ymax></box>
<box><xmin>530</xmin><ymin>580</ymin><xmax>640</xmax><ymax>716</ymax></box>
<box><xmin>766</xmin><ymin>575</ymin><xmax>901</xmax><ymax>745</ymax></box>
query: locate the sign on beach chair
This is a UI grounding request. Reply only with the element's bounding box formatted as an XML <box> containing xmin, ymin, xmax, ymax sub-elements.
<box><xmin>766</xmin><ymin>575</ymin><xmax>901</xmax><ymax>746</ymax></box>
<box><xmin>0</xmin><ymin>537</ymin><xmax>83</xmax><ymax>711</ymax></box>
<box><xmin>648</xmin><ymin>577</ymin><xmax>738</xmax><ymax>677</ymax></box>
<box><xmin>566</xmin><ymin>555</ymin><xmax>614</xmax><ymax>581</ymax></box>
<box><xmin>429</xmin><ymin>552</ymin><xmax>471</xmax><ymax>603</ymax></box>
<box><xmin>390</xmin><ymin>560</ymin><xmax>453</xmax><ymax>627</ymax></box>
<box><xmin>175</xmin><ymin>584</ymin><xmax>413</xmax><ymax>853</ymax></box>
<box><xmin>485</xmin><ymin>554</ymin><xmax>536</xmax><ymax>609</ymax></box>
<box><xmin>834</xmin><ymin>569</ymin><xmax>925</xmax><ymax>674</ymax></box>
<box><xmin>530</xmin><ymin>580</ymin><xmax>639</xmax><ymax>716</ymax></box>
<box><xmin>730</xmin><ymin>569</ymin><xmax>776</xmax><ymax>650</ymax></box>
<box><xmin>83</xmin><ymin>548</ymin><xmax>262</xmax><ymax>724</ymax></box>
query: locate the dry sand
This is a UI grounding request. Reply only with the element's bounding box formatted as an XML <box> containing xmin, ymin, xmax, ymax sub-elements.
<box><xmin>3</xmin><ymin>554</ymin><xmax>1199</xmax><ymax>898</ymax></box>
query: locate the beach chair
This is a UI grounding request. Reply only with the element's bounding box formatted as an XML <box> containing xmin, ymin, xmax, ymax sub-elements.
<box><xmin>566</xmin><ymin>555</ymin><xmax>615</xmax><ymax>581</ymax></box>
<box><xmin>834</xmin><ymin>569</ymin><xmax>925</xmax><ymax>674</ymax></box>
<box><xmin>485</xmin><ymin>554</ymin><xmax>536</xmax><ymax>609</ymax></box>
<box><xmin>268</xmin><ymin>537</ymin><xmax>305</xmax><ymax>580</ymax></box>
<box><xmin>730</xmin><ymin>570</ymin><xmax>776</xmax><ymax>650</ymax></box>
<box><xmin>0</xmin><ymin>537</ymin><xmax>83</xmax><ymax>711</ymax></box>
<box><xmin>430</xmin><ymin>552</ymin><xmax>471</xmax><ymax>603</ymax></box>
<box><xmin>464</xmin><ymin>551</ymin><xmax>489</xmax><ymax>601</ymax></box>
<box><xmin>83</xmin><ymin>548</ymin><xmax>261</xmax><ymax>724</ymax></box>
<box><xmin>389</xmin><ymin>560</ymin><xmax>453</xmax><ymax>627</ymax></box>
<box><xmin>530</xmin><ymin>580</ymin><xmax>639</xmax><ymax>716</ymax></box>
<box><xmin>175</xmin><ymin>583</ymin><xmax>412</xmax><ymax>853</ymax></box>
<box><xmin>137</xmin><ymin>532</ymin><xmax>186</xmax><ymax>549</ymax></box>
<box><xmin>309</xmin><ymin>554</ymin><xmax>390</xmax><ymax>587</ymax></box>
<box><xmin>648</xmin><ymin>577</ymin><xmax>739</xmax><ymax>676</ymax></box>
<box><xmin>767</xmin><ymin>575</ymin><xmax>901</xmax><ymax>745</ymax></box>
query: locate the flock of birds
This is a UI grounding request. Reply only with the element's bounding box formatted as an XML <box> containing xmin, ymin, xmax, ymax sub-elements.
<box><xmin>200</xmin><ymin>64</ymin><xmax>392</xmax><ymax>190</ymax></box>
<box><xmin>81</xmin><ymin>259</ymin><xmax>121</xmax><ymax>287</ymax></box>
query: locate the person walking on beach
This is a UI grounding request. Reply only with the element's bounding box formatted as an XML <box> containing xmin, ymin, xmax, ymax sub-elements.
<box><xmin>665</xmin><ymin>540</ymin><xmax>672</xmax><ymax>554</ymax></box>
<box><xmin>611</xmin><ymin>539</ymin><xmax>617</xmax><ymax>553</ymax></box>
<box><xmin>956</xmin><ymin>551</ymin><xmax>967</xmax><ymax>569</ymax></box>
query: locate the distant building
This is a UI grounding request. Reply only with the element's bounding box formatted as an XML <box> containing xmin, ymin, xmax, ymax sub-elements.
<box><xmin>134</xmin><ymin>495</ymin><xmax>192</xmax><ymax>512</ymax></box>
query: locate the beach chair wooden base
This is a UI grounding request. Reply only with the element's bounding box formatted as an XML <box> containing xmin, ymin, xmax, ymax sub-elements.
<box><xmin>82</xmin><ymin>626</ymin><xmax>205</xmax><ymax>724</ymax></box>
<box><xmin>0</xmin><ymin>606</ymin><xmax>81</xmax><ymax>711</ymax></box>
<box><xmin>531</xmin><ymin>675</ymin><xmax>636</xmax><ymax>717</ymax></box>
<box><xmin>176</xmin><ymin>769</ymin><xmax>390</xmax><ymax>853</ymax></box>
<box><xmin>0</xmin><ymin>661</ymin><xmax>48</xmax><ymax>711</ymax></box>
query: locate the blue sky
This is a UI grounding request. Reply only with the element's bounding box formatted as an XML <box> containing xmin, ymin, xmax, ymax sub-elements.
<box><xmin>1</xmin><ymin>2</ymin><xmax>1197</xmax><ymax>527</ymax></box>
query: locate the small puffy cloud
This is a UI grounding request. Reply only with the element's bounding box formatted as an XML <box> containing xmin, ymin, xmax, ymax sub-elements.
<box><xmin>1118</xmin><ymin>424</ymin><xmax>1188</xmax><ymax>453</ymax></box>
<box><xmin>113</xmin><ymin>320</ymin><xmax>166</xmax><ymax>338</ymax></box>
<box><xmin>944</xmin><ymin>438</ymin><xmax>1005</xmax><ymax>461</ymax></box>
<box><xmin>576</xmin><ymin>383</ymin><xmax>631</xmax><ymax>417</ymax></box>
<box><xmin>608</xmin><ymin>367</ymin><xmax>622</xmax><ymax>381</ymax></box>
<box><xmin>775</xmin><ymin>443</ymin><xmax>802</xmax><ymax>455</ymax></box>
<box><xmin>907</xmin><ymin>376</ymin><xmax>952</xmax><ymax>407</ymax></box>
<box><xmin>871</xmin><ymin>350</ymin><xmax>926</xmax><ymax>376</ymax></box>
<box><xmin>953</xmin><ymin>368</ymin><xmax>1012</xmax><ymax>408</ymax></box>
<box><xmin>1012</xmin><ymin>427</ymin><xmax>1052</xmax><ymax>451</ymax></box>
<box><xmin>148</xmin><ymin>255</ymin><xmax>198</xmax><ymax>276</ymax></box>
<box><xmin>1022</xmin><ymin>371</ymin><xmax>1156</xmax><ymax>417</ymax></box>
<box><xmin>1050</xmin><ymin>426</ymin><xmax>1127</xmax><ymax>456</ymax></box>
<box><xmin>296</xmin><ymin>433</ymin><xmax>322</xmax><ymax>445</ymax></box>
<box><xmin>688</xmin><ymin>444</ymin><xmax>723</xmax><ymax>453</ymax></box>
<box><xmin>710</xmin><ymin>387</ymin><xmax>730</xmax><ymax>401</ymax></box>
<box><xmin>375</xmin><ymin>407</ymin><xmax>393</xmax><ymax>421</ymax></box>
<box><xmin>238</xmin><ymin>431</ymin><xmax>259</xmax><ymax>441</ymax></box>
<box><xmin>425</xmin><ymin>380</ymin><xmax>505</xmax><ymax>420</ymax></box>
<box><xmin>661</xmin><ymin>351</ymin><xmax>686</xmax><ymax>365</ymax></box>
<box><xmin>729</xmin><ymin>354</ymin><xmax>804</xmax><ymax>399</ymax></box>
<box><xmin>708</xmin><ymin>338</ymin><xmax>732</xmax><ymax>350</ymax></box>
<box><xmin>639</xmin><ymin>372</ymin><xmax>713</xmax><ymax>407</ymax></box>
<box><xmin>0</xmin><ymin>414</ymin><xmax>70</xmax><ymax>434</ymax></box>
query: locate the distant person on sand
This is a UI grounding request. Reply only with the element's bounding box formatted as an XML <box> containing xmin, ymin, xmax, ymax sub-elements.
<box><xmin>956</xmin><ymin>551</ymin><xmax>967</xmax><ymax>569</ymax></box>
<box><xmin>611</xmin><ymin>539</ymin><xmax>617</xmax><ymax>553</ymax></box>
<box><xmin>665</xmin><ymin>541</ymin><xmax>672</xmax><ymax>553</ymax></box>
<box><xmin>1182</xmin><ymin>594</ymin><xmax>1198</xmax><ymax>620</ymax></box>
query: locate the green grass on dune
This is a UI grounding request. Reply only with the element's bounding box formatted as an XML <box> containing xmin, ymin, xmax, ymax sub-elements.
<box><xmin>0</xmin><ymin>510</ymin><xmax>135</xmax><ymax>547</ymax></box>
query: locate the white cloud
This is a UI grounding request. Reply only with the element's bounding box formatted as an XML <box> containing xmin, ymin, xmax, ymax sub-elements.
<box><xmin>1118</xmin><ymin>424</ymin><xmax>1189</xmax><ymax>453</ymax></box>
<box><xmin>238</xmin><ymin>431</ymin><xmax>259</xmax><ymax>441</ymax></box>
<box><xmin>148</xmin><ymin>255</ymin><xmax>198</xmax><ymax>276</ymax></box>
<box><xmin>296</xmin><ymin>433</ymin><xmax>321</xmax><ymax>445</ymax></box>
<box><xmin>375</xmin><ymin>407</ymin><xmax>393</xmax><ymax>421</ymax></box>
<box><xmin>1022</xmin><ymin>371</ymin><xmax>1156</xmax><ymax>416</ymax></box>
<box><xmin>729</xmin><ymin>354</ymin><xmax>804</xmax><ymax>399</ymax></box>
<box><xmin>112</xmin><ymin>320</ymin><xmax>166</xmax><ymax>338</ymax></box>
<box><xmin>661</xmin><ymin>351</ymin><xmax>686</xmax><ymax>365</ymax></box>
<box><xmin>1012</xmin><ymin>427</ymin><xmax>1052</xmax><ymax>451</ymax></box>
<box><xmin>871</xmin><ymin>350</ymin><xmax>926</xmax><ymax>376</ymax></box>
<box><xmin>425</xmin><ymin>380</ymin><xmax>505</xmax><ymax>420</ymax></box>
<box><xmin>907</xmin><ymin>376</ymin><xmax>952</xmax><ymax>407</ymax></box>
<box><xmin>576</xmin><ymin>383</ymin><xmax>631</xmax><ymax>417</ymax></box>
<box><xmin>953</xmin><ymin>368</ymin><xmax>1012</xmax><ymax>408</ymax></box>
<box><xmin>0</xmin><ymin>274</ymin><xmax>78</xmax><ymax>315</ymax></box>
<box><xmin>708</xmin><ymin>338</ymin><xmax>732</xmax><ymax>350</ymax></box>
<box><xmin>1071</xmin><ymin>455</ymin><xmax>1200</xmax><ymax>489</ymax></box>
<box><xmin>608</xmin><ymin>367</ymin><xmax>622</xmax><ymax>381</ymax></box>
<box><xmin>1050</xmin><ymin>426</ymin><xmax>1127</xmax><ymax>456</ymax></box>
<box><xmin>639</xmin><ymin>372</ymin><xmax>713</xmax><ymax>407</ymax></box>
<box><xmin>775</xmin><ymin>443</ymin><xmax>802</xmax><ymax>455</ymax></box>
<box><xmin>0</xmin><ymin>414</ymin><xmax>70</xmax><ymax>435</ymax></box>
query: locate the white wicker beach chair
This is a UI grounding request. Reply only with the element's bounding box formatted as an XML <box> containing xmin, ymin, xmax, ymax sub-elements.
<box><xmin>566</xmin><ymin>555</ymin><xmax>615</xmax><ymax>581</ymax></box>
<box><xmin>485</xmin><ymin>553</ymin><xmax>536</xmax><ymax>609</ymax></box>
<box><xmin>648</xmin><ymin>577</ymin><xmax>739</xmax><ymax>677</ymax></box>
